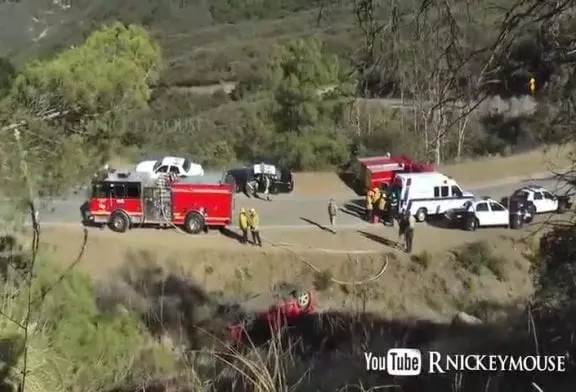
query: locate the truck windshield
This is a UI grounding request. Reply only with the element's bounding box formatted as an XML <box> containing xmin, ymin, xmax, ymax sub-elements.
<box><xmin>152</xmin><ymin>161</ymin><xmax>162</xmax><ymax>171</ymax></box>
<box><xmin>91</xmin><ymin>183</ymin><xmax>108</xmax><ymax>198</ymax></box>
<box><xmin>182</xmin><ymin>159</ymin><xmax>191</xmax><ymax>172</ymax></box>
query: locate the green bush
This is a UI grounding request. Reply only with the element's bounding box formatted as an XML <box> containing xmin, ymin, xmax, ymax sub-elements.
<box><xmin>0</xmin><ymin>256</ymin><xmax>174</xmax><ymax>392</ymax></box>
<box><xmin>454</xmin><ymin>241</ymin><xmax>506</xmax><ymax>278</ymax></box>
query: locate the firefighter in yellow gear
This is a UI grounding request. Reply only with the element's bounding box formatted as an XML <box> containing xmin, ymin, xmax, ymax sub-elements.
<box><xmin>372</xmin><ymin>186</ymin><xmax>381</xmax><ymax>204</ymax></box>
<box><xmin>365</xmin><ymin>190</ymin><xmax>374</xmax><ymax>222</ymax></box>
<box><xmin>372</xmin><ymin>186</ymin><xmax>381</xmax><ymax>222</ymax></box>
<box><xmin>378</xmin><ymin>193</ymin><xmax>387</xmax><ymax>223</ymax></box>
<box><xmin>529</xmin><ymin>77</ymin><xmax>536</xmax><ymax>96</ymax></box>
<box><xmin>238</xmin><ymin>208</ymin><xmax>249</xmax><ymax>244</ymax></box>
<box><xmin>248</xmin><ymin>208</ymin><xmax>262</xmax><ymax>247</ymax></box>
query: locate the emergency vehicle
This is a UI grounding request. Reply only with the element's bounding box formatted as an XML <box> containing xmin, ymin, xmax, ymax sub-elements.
<box><xmin>392</xmin><ymin>172</ymin><xmax>475</xmax><ymax>222</ymax></box>
<box><xmin>500</xmin><ymin>185</ymin><xmax>572</xmax><ymax>215</ymax></box>
<box><xmin>84</xmin><ymin>171</ymin><xmax>234</xmax><ymax>234</ymax></box>
<box><xmin>226</xmin><ymin>161</ymin><xmax>294</xmax><ymax>194</ymax></box>
<box><xmin>444</xmin><ymin>198</ymin><xmax>519</xmax><ymax>231</ymax></box>
<box><xmin>346</xmin><ymin>154</ymin><xmax>434</xmax><ymax>195</ymax></box>
<box><xmin>135</xmin><ymin>156</ymin><xmax>204</xmax><ymax>178</ymax></box>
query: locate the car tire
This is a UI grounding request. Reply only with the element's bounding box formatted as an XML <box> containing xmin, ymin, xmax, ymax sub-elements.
<box><xmin>184</xmin><ymin>211</ymin><xmax>205</xmax><ymax>234</ymax></box>
<box><xmin>108</xmin><ymin>211</ymin><xmax>130</xmax><ymax>233</ymax></box>
<box><xmin>415</xmin><ymin>208</ymin><xmax>427</xmax><ymax>223</ymax></box>
<box><xmin>294</xmin><ymin>290</ymin><xmax>312</xmax><ymax>311</ymax></box>
<box><xmin>467</xmin><ymin>218</ymin><xmax>478</xmax><ymax>232</ymax></box>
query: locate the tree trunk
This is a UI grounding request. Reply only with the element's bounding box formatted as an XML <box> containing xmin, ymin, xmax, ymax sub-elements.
<box><xmin>434</xmin><ymin>132</ymin><xmax>442</xmax><ymax>165</ymax></box>
<box><xmin>456</xmin><ymin>115</ymin><xmax>471</xmax><ymax>161</ymax></box>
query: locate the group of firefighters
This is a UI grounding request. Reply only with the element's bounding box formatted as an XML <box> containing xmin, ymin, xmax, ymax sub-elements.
<box><xmin>364</xmin><ymin>186</ymin><xmax>415</xmax><ymax>253</ymax></box>
<box><xmin>364</xmin><ymin>186</ymin><xmax>399</xmax><ymax>226</ymax></box>
<box><xmin>238</xmin><ymin>208</ymin><xmax>262</xmax><ymax>247</ymax></box>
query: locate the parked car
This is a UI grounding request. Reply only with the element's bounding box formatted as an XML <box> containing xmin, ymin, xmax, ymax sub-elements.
<box><xmin>226</xmin><ymin>162</ymin><xmax>294</xmax><ymax>194</ymax></box>
<box><xmin>500</xmin><ymin>185</ymin><xmax>572</xmax><ymax>216</ymax></box>
<box><xmin>443</xmin><ymin>198</ymin><xmax>529</xmax><ymax>231</ymax></box>
<box><xmin>135</xmin><ymin>156</ymin><xmax>204</xmax><ymax>178</ymax></box>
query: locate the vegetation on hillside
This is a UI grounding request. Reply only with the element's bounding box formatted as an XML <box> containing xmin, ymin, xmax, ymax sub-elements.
<box><xmin>0</xmin><ymin>0</ymin><xmax>575</xmax><ymax>170</ymax></box>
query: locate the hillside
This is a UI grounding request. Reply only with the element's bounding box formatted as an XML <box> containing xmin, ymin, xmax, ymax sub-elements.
<box><xmin>0</xmin><ymin>0</ymin><xmax>349</xmax><ymax>86</ymax></box>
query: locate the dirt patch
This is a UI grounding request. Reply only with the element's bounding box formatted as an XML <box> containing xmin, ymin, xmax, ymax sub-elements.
<box><xmin>292</xmin><ymin>145</ymin><xmax>572</xmax><ymax>196</ymax></box>
<box><xmin>38</xmin><ymin>224</ymin><xmax>533</xmax><ymax>321</ymax></box>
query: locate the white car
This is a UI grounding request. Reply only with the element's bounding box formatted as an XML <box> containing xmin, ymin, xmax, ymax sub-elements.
<box><xmin>502</xmin><ymin>185</ymin><xmax>571</xmax><ymax>214</ymax></box>
<box><xmin>444</xmin><ymin>199</ymin><xmax>512</xmax><ymax>231</ymax></box>
<box><xmin>135</xmin><ymin>156</ymin><xmax>204</xmax><ymax>178</ymax></box>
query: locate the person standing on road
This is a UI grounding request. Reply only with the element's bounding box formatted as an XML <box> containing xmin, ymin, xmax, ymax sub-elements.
<box><xmin>262</xmin><ymin>175</ymin><xmax>271</xmax><ymax>201</ymax></box>
<box><xmin>389</xmin><ymin>190</ymin><xmax>399</xmax><ymax>225</ymax></box>
<box><xmin>238</xmin><ymin>208</ymin><xmax>249</xmax><ymax>244</ymax></box>
<box><xmin>248</xmin><ymin>208</ymin><xmax>262</xmax><ymax>247</ymax></box>
<box><xmin>328</xmin><ymin>199</ymin><xmax>338</xmax><ymax>234</ymax></box>
<box><xmin>371</xmin><ymin>186</ymin><xmax>381</xmax><ymax>223</ymax></box>
<box><xmin>378</xmin><ymin>193</ymin><xmax>386</xmax><ymax>224</ymax></box>
<box><xmin>365</xmin><ymin>189</ymin><xmax>374</xmax><ymax>223</ymax></box>
<box><xmin>372</xmin><ymin>186</ymin><xmax>381</xmax><ymax>205</ymax></box>
<box><xmin>402</xmin><ymin>210</ymin><xmax>416</xmax><ymax>253</ymax></box>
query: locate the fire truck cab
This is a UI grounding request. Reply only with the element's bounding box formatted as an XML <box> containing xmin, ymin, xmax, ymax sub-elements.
<box><xmin>85</xmin><ymin>171</ymin><xmax>234</xmax><ymax>234</ymax></box>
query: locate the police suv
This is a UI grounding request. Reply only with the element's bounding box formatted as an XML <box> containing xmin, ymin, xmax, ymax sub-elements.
<box><xmin>226</xmin><ymin>162</ymin><xmax>294</xmax><ymax>194</ymax></box>
<box><xmin>500</xmin><ymin>185</ymin><xmax>572</xmax><ymax>216</ymax></box>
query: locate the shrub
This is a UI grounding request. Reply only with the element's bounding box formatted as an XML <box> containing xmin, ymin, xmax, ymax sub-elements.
<box><xmin>313</xmin><ymin>269</ymin><xmax>333</xmax><ymax>292</ymax></box>
<box><xmin>454</xmin><ymin>241</ymin><xmax>506</xmax><ymax>278</ymax></box>
<box><xmin>411</xmin><ymin>251</ymin><xmax>432</xmax><ymax>269</ymax></box>
<box><xmin>0</xmin><ymin>255</ymin><xmax>173</xmax><ymax>392</ymax></box>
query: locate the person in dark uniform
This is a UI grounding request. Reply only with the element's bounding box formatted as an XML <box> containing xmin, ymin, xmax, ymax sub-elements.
<box><xmin>464</xmin><ymin>200</ymin><xmax>475</xmax><ymax>230</ymax></box>
<box><xmin>388</xmin><ymin>190</ymin><xmax>399</xmax><ymax>226</ymax></box>
<box><xmin>399</xmin><ymin>209</ymin><xmax>416</xmax><ymax>253</ymax></box>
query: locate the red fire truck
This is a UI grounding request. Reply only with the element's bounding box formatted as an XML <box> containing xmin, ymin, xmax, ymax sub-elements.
<box><xmin>84</xmin><ymin>171</ymin><xmax>234</xmax><ymax>234</ymax></box>
<box><xmin>348</xmin><ymin>154</ymin><xmax>434</xmax><ymax>194</ymax></box>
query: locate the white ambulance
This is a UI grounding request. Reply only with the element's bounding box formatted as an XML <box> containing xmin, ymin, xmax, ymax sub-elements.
<box><xmin>392</xmin><ymin>172</ymin><xmax>475</xmax><ymax>222</ymax></box>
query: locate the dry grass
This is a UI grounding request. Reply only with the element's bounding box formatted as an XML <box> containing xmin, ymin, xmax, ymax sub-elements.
<box><xmin>441</xmin><ymin>145</ymin><xmax>572</xmax><ymax>185</ymax></box>
<box><xmin>293</xmin><ymin>144</ymin><xmax>573</xmax><ymax>196</ymax></box>
<box><xmin>39</xmin><ymin>224</ymin><xmax>535</xmax><ymax>321</ymax></box>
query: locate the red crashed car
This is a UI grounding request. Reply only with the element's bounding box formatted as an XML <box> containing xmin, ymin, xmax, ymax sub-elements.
<box><xmin>224</xmin><ymin>284</ymin><xmax>316</xmax><ymax>344</ymax></box>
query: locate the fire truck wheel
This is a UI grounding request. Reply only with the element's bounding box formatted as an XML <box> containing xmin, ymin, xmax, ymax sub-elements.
<box><xmin>108</xmin><ymin>211</ymin><xmax>130</xmax><ymax>233</ymax></box>
<box><xmin>184</xmin><ymin>211</ymin><xmax>205</xmax><ymax>234</ymax></box>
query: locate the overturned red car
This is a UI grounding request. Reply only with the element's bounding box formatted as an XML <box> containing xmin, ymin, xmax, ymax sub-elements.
<box><xmin>224</xmin><ymin>284</ymin><xmax>316</xmax><ymax>344</ymax></box>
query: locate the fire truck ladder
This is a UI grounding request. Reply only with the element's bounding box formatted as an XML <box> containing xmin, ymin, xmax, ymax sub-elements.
<box><xmin>156</xmin><ymin>178</ymin><xmax>173</xmax><ymax>224</ymax></box>
<box><xmin>154</xmin><ymin>176</ymin><xmax>189</xmax><ymax>235</ymax></box>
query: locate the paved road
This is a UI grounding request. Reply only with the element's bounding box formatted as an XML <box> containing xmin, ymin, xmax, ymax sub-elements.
<box><xmin>0</xmin><ymin>170</ymin><xmax>567</xmax><ymax>229</ymax></box>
